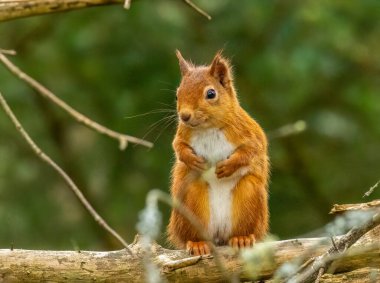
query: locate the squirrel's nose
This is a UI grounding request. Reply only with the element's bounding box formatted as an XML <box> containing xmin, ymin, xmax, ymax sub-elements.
<box><xmin>180</xmin><ymin>112</ymin><xmax>192</xmax><ymax>122</ymax></box>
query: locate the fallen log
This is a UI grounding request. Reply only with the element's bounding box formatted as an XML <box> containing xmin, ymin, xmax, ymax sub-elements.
<box><xmin>0</xmin><ymin>234</ymin><xmax>379</xmax><ymax>282</ymax></box>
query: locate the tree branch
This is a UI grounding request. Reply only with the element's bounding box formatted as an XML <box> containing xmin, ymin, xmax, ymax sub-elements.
<box><xmin>0</xmin><ymin>51</ymin><xmax>153</xmax><ymax>149</ymax></box>
<box><xmin>0</xmin><ymin>0</ymin><xmax>212</xmax><ymax>22</ymax></box>
<box><xmin>330</xmin><ymin>200</ymin><xmax>380</xmax><ymax>215</ymax></box>
<box><xmin>0</xmin><ymin>0</ymin><xmax>124</xmax><ymax>22</ymax></box>
<box><xmin>0</xmin><ymin>236</ymin><xmax>378</xmax><ymax>282</ymax></box>
<box><xmin>0</xmin><ymin>91</ymin><xmax>132</xmax><ymax>254</ymax></box>
<box><xmin>0</xmin><ymin>48</ymin><xmax>17</xmax><ymax>55</ymax></box>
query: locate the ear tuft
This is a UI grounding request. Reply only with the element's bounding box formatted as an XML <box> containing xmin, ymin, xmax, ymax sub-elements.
<box><xmin>176</xmin><ymin>50</ymin><xmax>191</xmax><ymax>76</ymax></box>
<box><xmin>209</xmin><ymin>50</ymin><xmax>233</xmax><ymax>88</ymax></box>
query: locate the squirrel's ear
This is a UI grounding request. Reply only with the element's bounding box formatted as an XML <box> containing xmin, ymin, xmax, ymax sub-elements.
<box><xmin>176</xmin><ymin>50</ymin><xmax>191</xmax><ymax>76</ymax></box>
<box><xmin>209</xmin><ymin>51</ymin><xmax>233</xmax><ymax>88</ymax></box>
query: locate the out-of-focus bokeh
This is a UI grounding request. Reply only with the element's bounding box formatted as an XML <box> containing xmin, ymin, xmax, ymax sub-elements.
<box><xmin>0</xmin><ymin>0</ymin><xmax>379</xmax><ymax>250</ymax></box>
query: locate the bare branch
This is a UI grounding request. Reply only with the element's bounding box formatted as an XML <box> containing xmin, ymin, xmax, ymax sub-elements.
<box><xmin>330</xmin><ymin>200</ymin><xmax>380</xmax><ymax>215</ymax></box>
<box><xmin>0</xmin><ymin>49</ymin><xmax>16</xmax><ymax>55</ymax></box>
<box><xmin>0</xmin><ymin>0</ymin><xmax>211</xmax><ymax>22</ymax></box>
<box><xmin>290</xmin><ymin>209</ymin><xmax>380</xmax><ymax>282</ymax></box>
<box><xmin>0</xmin><ymin>0</ymin><xmax>123</xmax><ymax>22</ymax></box>
<box><xmin>0</xmin><ymin>91</ymin><xmax>132</xmax><ymax>254</ymax></box>
<box><xmin>0</xmin><ymin>52</ymin><xmax>153</xmax><ymax>149</ymax></box>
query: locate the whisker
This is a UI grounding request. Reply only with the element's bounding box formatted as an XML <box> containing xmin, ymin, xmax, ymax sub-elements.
<box><xmin>160</xmin><ymin>88</ymin><xmax>177</xmax><ymax>93</ymax></box>
<box><xmin>124</xmin><ymin>108</ymin><xmax>176</xmax><ymax>119</ymax></box>
<box><xmin>156</xmin><ymin>101</ymin><xmax>176</xmax><ymax>108</ymax></box>
<box><xmin>156</xmin><ymin>80</ymin><xmax>177</xmax><ymax>88</ymax></box>
<box><xmin>141</xmin><ymin>114</ymin><xmax>177</xmax><ymax>140</ymax></box>
<box><xmin>153</xmin><ymin>117</ymin><xmax>178</xmax><ymax>143</ymax></box>
<box><xmin>134</xmin><ymin>114</ymin><xmax>177</xmax><ymax>149</ymax></box>
<box><xmin>146</xmin><ymin>114</ymin><xmax>177</xmax><ymax>131</ymax></box>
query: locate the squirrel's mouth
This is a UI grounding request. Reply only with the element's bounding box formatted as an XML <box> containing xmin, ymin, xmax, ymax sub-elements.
<box><xmin>180</xmin><ymin>120</ymin><xmax>203</xmax><ymax>128</ymax></box>
<box><xmin>187</xmin><ymin>117</ymin><xmax>210</xmax><ymax>128</ymax></box>
<box><xmin>180</xmin><ymin>115</ymin><xmax>209</xmax><ymax>128</ymax></box>
<box><xmin>187</xmin><ymin>122</ymin><xmax>201</xmax><ymax>128</ymax></box>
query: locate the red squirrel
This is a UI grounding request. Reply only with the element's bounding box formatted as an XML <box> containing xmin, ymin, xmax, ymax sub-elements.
<box><xmin>168</xmin><ymin>50</ymin><xmax>269</xmax><ymax>255</ymax></box>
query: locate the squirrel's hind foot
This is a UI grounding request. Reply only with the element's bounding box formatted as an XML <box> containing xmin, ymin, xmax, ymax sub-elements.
<box><xmin>186</xmin><ymin>241</ymin><xmax>211</xmax><ymax>255</ymax></box>
<box><xmin>228</xmin><ymin>234</ymin><xmax>256</xmax><ymax>249</ymax></box>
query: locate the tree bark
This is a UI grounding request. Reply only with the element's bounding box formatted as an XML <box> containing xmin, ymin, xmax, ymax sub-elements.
<box><xmin>0</xmin><ymin>235</ymin><xmax>379</xmax><ymax>282</ymax></box>
<box><xmin>0</xmin><ymin>0</ymin><xmax>124</xmax><ymax>22</ymax></box>
<box><xmin>320</xmin><ymin>267</ymin><xmax>380</xmax><ymax>283</ymax></box>
<box><xmin>290</xmin><ymin>208</ymin><xmax>380</xmax><ymax>282</ymax></box>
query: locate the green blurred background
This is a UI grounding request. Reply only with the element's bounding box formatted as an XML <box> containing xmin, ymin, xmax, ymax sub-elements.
<box><xmin>0</xmin><ymin>0</ymin><xmax>379</xmax><ymax>250</ymax></box>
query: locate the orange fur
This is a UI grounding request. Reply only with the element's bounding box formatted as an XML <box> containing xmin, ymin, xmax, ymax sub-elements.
<box><xmin>168</xmin><ymin>164</ymin><xmax>210</xmax><ymax>248</ymax></box>
<box><xmin>167</xmin><ymin>50</ymin><xmax>269</xmax><ymax>252</ymax></box>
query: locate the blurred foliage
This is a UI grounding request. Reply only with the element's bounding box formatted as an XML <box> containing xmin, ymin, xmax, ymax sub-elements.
<box><xmin>0</xmin><ymin>0</ymin><xmax>379</xmax><ymax>250</ymax></box>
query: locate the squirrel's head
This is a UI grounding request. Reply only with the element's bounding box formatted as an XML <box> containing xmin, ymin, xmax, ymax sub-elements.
<box><xmin>175</xmin><ymin>50</ymin><xmax>239</xmax><ymax>129</ymax></box>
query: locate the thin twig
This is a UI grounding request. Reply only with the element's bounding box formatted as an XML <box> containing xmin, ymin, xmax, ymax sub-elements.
<box><xmin>315</xmin><ymin>267</ymin><xmax>324</xmax><ymax>283</ymax></box>
<box><xmin>363</xmin><ymin>179</ymin><xmax>380</xmax><ymax>198</ymax></box>
<box><xmin>161</xmin><ymin>255</ymin><xmax>204</xmax><ymax>273</ymax></box>
<box><xmin>0</xmin><ymin>91</ymin><xmax>133</xmax><ymax>254</ymax></box>
<box><xmin>183</xmin><ymin>0</ymin><xmax>211</xmax><ymax>20</ymax></box>
<box><xmin>0</xmin><ymin>52</ymin><xmax>153</xmax><ymax>149</ymax></box>
<box><xmin>330</xmin><ymin>237</ymin><xmax>338</xmax><ymax>252</ymax></box>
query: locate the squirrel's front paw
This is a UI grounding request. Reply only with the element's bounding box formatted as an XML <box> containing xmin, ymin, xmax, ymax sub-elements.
<box><xmin>215</xmin><ymin>158</ymin><xmax>240</xmax><ymax>178</ymax></box>
<box><xmin>186</xmin><ymin>241</ymin><xmax>211</xmax><ymax>255</ymax></box>
<box><xmin>183</xmin><ymin>154</ymin><xmax>207</xmax><ymax>172</ymax></box>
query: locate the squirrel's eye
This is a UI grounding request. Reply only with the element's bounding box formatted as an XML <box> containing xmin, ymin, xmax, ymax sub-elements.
<box><xmin>206</xmin><ymin>89</ymin><xmax>216</xmax><ymax>99</ymax></box>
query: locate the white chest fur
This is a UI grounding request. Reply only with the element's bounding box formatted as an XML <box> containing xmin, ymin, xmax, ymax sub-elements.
<box><xmin>190</xmin><ymin>128</ymin><xmax>238</xmax><ymax>244</ymax></box>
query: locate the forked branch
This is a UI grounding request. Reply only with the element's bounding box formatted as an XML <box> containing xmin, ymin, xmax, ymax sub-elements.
<box><xmin>0</xmin><ymin>91</ymin><xmax>132</xmax><ymax>254</ymax></box>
